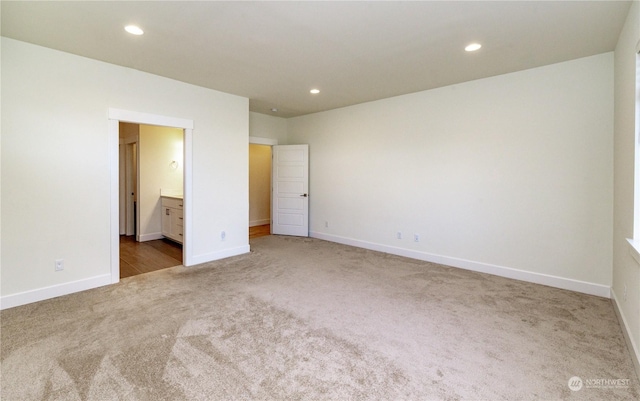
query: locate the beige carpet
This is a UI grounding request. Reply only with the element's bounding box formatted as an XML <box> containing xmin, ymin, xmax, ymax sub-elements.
<box><xmin>1</xmin><ymin>236</ymin><xmax>638</xmax><ymax>400</ymax></box>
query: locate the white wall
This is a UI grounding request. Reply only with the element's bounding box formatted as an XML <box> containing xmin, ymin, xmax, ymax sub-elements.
<box><xmin>249</xmin><ymin>112</ymin><xmax>287</xmax><ymax>143</ymax></box>
<box><xmin>1</xmin><ymin>38</ymin><xmax>249</xmax><ymax>307</ymax></box>
<box><xmin>613</xmin><ymin>0</ymin><xmax>640</xmax><ymax>375</ymax></box>
<box><xmin>138</xmin><ymin>125</ymin><xmax>183</xmax><ymax>240</ymax></box>
<box><xmin>288</xmin><ymin>53</ymin><xmax>613</xmax><ymax>297</ymax></box>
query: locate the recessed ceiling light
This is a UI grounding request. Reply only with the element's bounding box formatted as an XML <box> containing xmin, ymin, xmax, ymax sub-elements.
<box><xmin>125</xmin><ymin>25</ymin><xmax>144</xmax><ymax>35</ymax></box>
<box><xmin>465</xmin><ymin>43</ymin><xmax>482</xmax><ymax>52</ymax></box>
<box><xmin>310</xmin><ymin>89</ymin><xmax>320</xmax><ymax>94</ymax></box>
<box><xmin>271</xmin><ymin>108</ymin><xmax>278</xmax><ymax>112</ymax></box>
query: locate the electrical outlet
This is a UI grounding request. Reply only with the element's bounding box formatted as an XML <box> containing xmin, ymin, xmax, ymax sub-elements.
<box><xmin>221</xmin><ymin>231</ymin><xmax>226</xmax><ymax>241</ymax></box>
<box><xmin>55</xmin><ymin>259</ymin><xmax>64</xmax><ymax>271</ymax></box>
<box><xmin>396</xmin><ymin>232</ymin><xmax>402</xmax><ymax>240</ymax></box>
<box><xmin>325</xmin><ymin>221</ymin><xmax>329</xmax><ymax>228</ymax></box>
<box><xmin>414</xmin><ymin>234</ymin><xmax>420</xmax><ymax>242</ymax></box>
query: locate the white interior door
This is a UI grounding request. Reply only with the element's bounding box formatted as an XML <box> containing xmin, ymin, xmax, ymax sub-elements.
<box><xmin>272</xmin><ymin>144</ymin><xmax>309</xmax><ymax>237</ymax></box>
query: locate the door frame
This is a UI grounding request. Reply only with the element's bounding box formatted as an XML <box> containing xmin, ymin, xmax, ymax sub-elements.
<box><xmin>249</xmin><ymin>136</ymin><xmax>278</xmax><ymax>233</ymax></box>
<box><xmin>249</xmin><ymin>136</ymin><xmax>278</xmax><ymax>146</ymax></box>
<box><xmin>109</xmin><ymin>108</ymin><xmax>194</xmax><ymax>284</ymax></box>
<box><xmin>249</xmin><ymin>136</ymin><xmax>278</xmax><ymax>231</ymax></box>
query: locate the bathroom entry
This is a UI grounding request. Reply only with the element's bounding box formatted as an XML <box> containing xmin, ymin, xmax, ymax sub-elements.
<box><xmin>118</xmin><ymin>122</ymin><xmax>184</xmax><ymax>278</ymax></box>
<box><xmin>137</xmin><ymin>124</ymin><xmax>184</xmax><ymax>242</ymax></box>
<box><xmin>119</xmin><ymin>122</ymin><xmax>184</xmax><ymax>241</ymax></box>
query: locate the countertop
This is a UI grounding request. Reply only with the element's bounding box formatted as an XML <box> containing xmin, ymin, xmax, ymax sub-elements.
<box><xmin>161</xmin><ymin>194</ymin><xmax>183</xmax><ymax>200</ymax></box>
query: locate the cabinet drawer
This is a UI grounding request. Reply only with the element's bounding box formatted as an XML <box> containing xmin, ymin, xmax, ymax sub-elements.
<box><xmin>172</xmin><ymin>209</ymin><xmax>184</xmax><ymax>227</ymax></box>
<box><xmin>161</xmin><ymin>197</ymin><xmax>183</xmax><ymax>209</ymax></box>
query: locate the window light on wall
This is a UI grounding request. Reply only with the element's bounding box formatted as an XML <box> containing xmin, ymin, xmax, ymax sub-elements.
<box><xmin>628</xmin><ymin>40</ymin><xmax>640</xmax><ymax>264</ymax></box>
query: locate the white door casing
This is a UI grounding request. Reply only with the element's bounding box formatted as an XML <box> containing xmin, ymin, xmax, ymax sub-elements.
<box><xmin>271</xmin><ymin>145</ymin><xmax>309</xmax><ymax>237</ymax></box>
<box><xmin>109</xmin><ymin>108</ymin><xmax>193</xmax><ymax>284</ymax></box>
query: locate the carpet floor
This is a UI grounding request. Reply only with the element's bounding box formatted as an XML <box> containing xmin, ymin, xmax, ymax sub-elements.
<box><xmin>1</xmin><ymin>236</ymin><xmax>638</xmax><ymax>400</ymax></box>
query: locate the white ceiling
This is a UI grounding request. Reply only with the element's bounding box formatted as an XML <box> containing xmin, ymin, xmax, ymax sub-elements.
<box><xmin>1</xmin><ymin>1</ymin><xmax>632</xmax><ymax>118</ymax></box>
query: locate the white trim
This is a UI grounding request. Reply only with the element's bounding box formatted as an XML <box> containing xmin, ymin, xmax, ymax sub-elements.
<box><xmin>138</xmin><ymin>233</ymin><xmax>165</xmax><ymax>242</ymax></box>
<box><xmin>310</xmin><ymin>231</ymin><xmax>611</xmax><ymax>298</ymax></box>
<box><xmin>109</xmin><ymin>108</ymin><xmax>193</xmax><ymax>130</ymax></box>
<box><xmin>189</xmin><ymin>245</ymin><xmax>251</xmax><ymax>266</ymax></box>
<box><xmin>249</xmin><ymin>219</ymin><xmax>270</xmax><ymax>227</ymax></box>
<box><xmin>626</xmin><ymin>238</ymin><xmax>640</xmax><ymax>266</ymax></box>
<box><xmin>0</xmin><ymin>274</ymin><xmax>112</xmax><ymax>310</ymax></box>
<box><xmin>183</xmin><ymin>128</ymin><xmax>194</xmax><ymax>266</ymax></box>
<box><xmin>612</xmin><ymin>288</ymin><xmax>640</xmax><ymax>382</ymax></box>
<box><xmin>109</xmin><ymin>119</ymin><xmax>120</xmax><ymax>284</ymax></box>
<box><xmin>634</xmin><ymin>52</ymin><xmax>640</xmax><ymax>240</ymax></box>
<box><xmin>108</xmin><ymin>109</ymin><xmax>194</xmax><ymax>277</ymax></box>
<box><xmin>249</xmin><ymin>136</ymin><xmax>278</xmax><ymax>145</ymax></box>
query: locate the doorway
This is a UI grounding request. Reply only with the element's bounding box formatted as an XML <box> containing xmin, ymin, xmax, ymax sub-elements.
<box><xmin>119</xmin><ymin>235</ymin><xmax>183</xmax><ymax>278</ymax></box>
<box><xmin>118</xmin><ymin>122</ymin><xmax>185</xmax><ymax>278</ymax></box>
<box><xmin>249</xmin><ymin>136</ymin><xmax>279</xmax><ymax>240</ymax></box>
<box><xmin>249</xmin><ymin>143</ymin><xmax>272</xmax><ymax>239</ymax></box>
<box><xmin>247</xmin><ymin>138</ymin><xmax>310</xmax><ymax>240</ymax></box>
<box><xmin>109</xmin><ymin>108</ymin><xmax>194</xmax><ymax>284</ymax></box>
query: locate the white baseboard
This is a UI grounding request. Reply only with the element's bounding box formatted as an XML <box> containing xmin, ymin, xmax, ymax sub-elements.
<box><xmin>188</xmin><ymin>245</ymin><xmax>250</xmax><ymax>266</ymax></box>
<box><xmin>250</xmin><ymin>219</ymin><xmax>270</xmax><ymax>227</ymax></box>
<box><xmin>611</xmin><ymin>288</ymin><xmax>640</xmax><ymax>382</ymax></box>
<box><xmin>310</xmin><ymin>232</ymin><xmax>611</xmax><ymax>298</ymax></box>
<box><xmin>1</xmin><ymin>243</ymin><xmax>250</xmax><ymax>309</ymax></box>
<box><xmin>138</xmin><ymin>233</ymin><xmax>164</xmax><ymax>242</ymax></box>
<box><xmin>0</xmin><ymin>274</ymin><xmax>112</xmax><ymax>310</ymax></box>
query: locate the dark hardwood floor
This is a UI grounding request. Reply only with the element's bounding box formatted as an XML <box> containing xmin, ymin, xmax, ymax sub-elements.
<box><xmin>120</xmin><ymin>224</ymin><xmax>270</xmax><ymax>279</ymax></box>
<box><xmin>120</xmin><ymin>236</ymin><xmax>183</xmax><ymax>279</ymax></box>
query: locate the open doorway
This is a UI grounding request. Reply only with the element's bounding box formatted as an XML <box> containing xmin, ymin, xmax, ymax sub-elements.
<box><xmin>110</xmin><ymin>108</ymin><xmax>193</xmax><ymax>283</ymax></box>
<box><xmin>118</xmin><ymin>122</ymin><xmax>185</xmax><ymax>278</ymax></box>
<box><xmin>248</xmin><ymin>139</ymin><xmax>310</xmax><ymax>239</ymax></box>
<box><xmin>249</xmin><ymin>143</ymin><xmax>272</xmax><ymax>240</ymax></box>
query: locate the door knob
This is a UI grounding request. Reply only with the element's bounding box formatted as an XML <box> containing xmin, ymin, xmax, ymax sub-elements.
<box><xmin>300</xmin><ymin>193</ymin><xmax>308</xmax><ymax>197</ymax></box>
